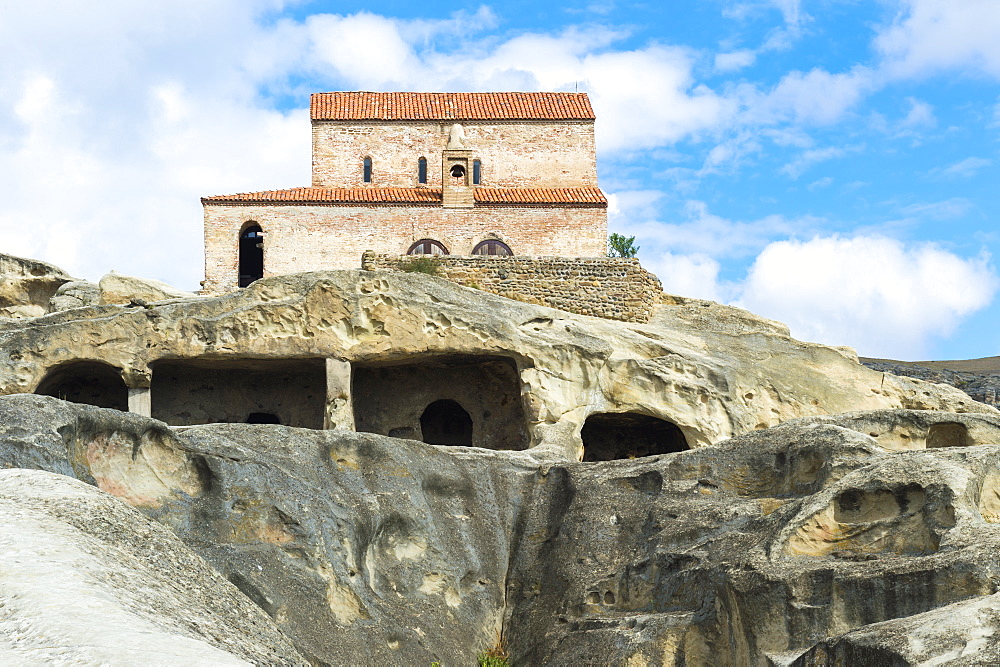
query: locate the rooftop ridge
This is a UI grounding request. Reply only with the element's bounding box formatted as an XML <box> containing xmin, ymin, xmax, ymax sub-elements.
<box><xmin>310</xmin><ymin>92</ymin><xmax>595</xmax><ymax>121</ymax></box>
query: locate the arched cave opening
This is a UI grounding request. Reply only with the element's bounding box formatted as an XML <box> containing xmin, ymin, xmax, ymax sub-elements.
<box><xmin>352</xmin><ymin>355</ymin><xmax>528</xmax><ymax>450</ymax></box>
<box><xmin>420</xmin><ymin>399</ymin><xmax>473</xmax><ymax>446</ymax></box>
<box><xmin>238</xmin><ymin>224</ymin><xmax>264</xmax><ymax>288</ymax></box>
<box><xmin>926</xmin><ymin>422</ymin><xmax>970</xmax><ymax>448</ymax></box>
<box><xmin>582</xmin><ymin>412</ymin><xmax>688</xmax><ymax>462</ymax></box>
<box><xmin>35</xmin><ymin>361</ymin><xmax>129</xmax><ymax>412</ymax></box>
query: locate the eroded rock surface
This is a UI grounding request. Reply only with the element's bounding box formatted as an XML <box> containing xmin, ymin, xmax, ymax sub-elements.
<box><xmin>0</xmin><ymin>465</ymin><xmax>304</xmax><ymax>664</ymax></box>
<box><xmin>0</xmin><ymin>271</ymin><xmax>989</xmax><ymax>459</ymax></box>
<box><xmin>0</xmin><ymin>252</ymin><xmax>73</xmax><ymax>318</ymax></box>
<box><xmin>97</xmin><ymin>270</ymin><xmax>199</xmax><ymax>304</ymax></box>
<box><xmin>2</xmin><ymin>395</ymin><xmax>1000</xmax><ymax>664</ymax></box>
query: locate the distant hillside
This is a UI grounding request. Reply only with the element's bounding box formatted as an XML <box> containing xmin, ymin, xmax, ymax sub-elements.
<box><xmin>861</xmin><ymin>357</ymin><xmax>1000</xmax><ymax>407</ymax></box>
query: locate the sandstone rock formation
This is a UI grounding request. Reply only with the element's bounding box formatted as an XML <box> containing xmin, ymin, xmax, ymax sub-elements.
<box><xmin>1</xmin><ymin>261</ymin><xmax>999</xmax><ymax>663</ymax></box>
<box><xmin>96</xmin><ymin>270</ymin><xmax>198</xmax><ymax>305</ymax></box>
<box><xmin>0</xmin><ymin>465</ymin><xmax>305</xmax><ymax>664</ymax></box>
<box><xmin>48</xmin><ymin>279</ymin><xmax>101</xmax><ymax>311</ymax></box>
<box><xmin>0</xmin><ymin>252</ymin><xmax>73</xmax><ymax>318</ymax></box>
<box><xmin>0</xmin><ymin>270</ymin><xmax>987</xmax><ymax>460</ymax></box>
<box><xmin>2</xmin><ymin>396</ymin><xmax>1000</xmax><ymax>664</ymax></box>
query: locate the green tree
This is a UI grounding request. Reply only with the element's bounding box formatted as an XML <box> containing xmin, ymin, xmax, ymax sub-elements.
<box><xmin>607</xmin><ymin>233</ymin><xmax>639</xmax><ymax>258</ymax></box>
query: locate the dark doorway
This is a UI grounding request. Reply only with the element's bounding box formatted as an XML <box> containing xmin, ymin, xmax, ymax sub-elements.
<box><xmin>247</xmin><ymin>412</ymin><xmax>281</xmax><ymax>424</ymax></box>
<box><xmin>420</xmin><ymin>399</ymin><xmax>473</xmax><ymax>446</ymax></box>
<box><xmin>582</xmin><ymin>412</ymin><xmax>688</xmax><ymax>461</ymax></box>
<box><xmin>35</xmin><ymin>361</ymin><xmax>129</xmax><ymax>411</ymax></box>
<box><xmin>239</xmin><ymin>224</ymin><xmax>264</xmax><ymax>288</ymax></box>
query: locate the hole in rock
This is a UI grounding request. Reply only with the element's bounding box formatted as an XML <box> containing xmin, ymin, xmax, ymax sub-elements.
<box><xmin>247</xmin><ymin>412</ymin><xmax>281</xmax><ymax>424</ymax></box>
<box><xmin>834</xmin><ymin>485</ymin><xmax>926</xmax><ymax>524</ymax></box>
<box><xmin>151</xmin><ymin>358</ymin><xmax>325</xmax><ymax>428</ymax></box>
<box><xmin>35</xmin><ymin>361</ymin><xmax>128</xmax><ymax>411</ymax></box>
<box><xmin>926</xmin><ymin>422</ymin><xmax>970</xmax><ymax>448</ymax></box>
<box><xmin>582</xmin><ymin>412</ymin><xmax>688</xmax><ymax>461</ymax></box>
<box><xmin>420</xmin><ymin>399</ymin><xmax>472</xmax><ymax>446</ymax></box>
<box><xmin>352</xmin><ymin>355</ymin><xmax>528</xmax><ymax>450</ymax></box>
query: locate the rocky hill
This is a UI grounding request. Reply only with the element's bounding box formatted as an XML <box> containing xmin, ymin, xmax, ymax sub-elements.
<box><xmin>862</xmin><ymin>358</ymin><xmax>1000</xmax><ymax>408</ymax></box>
<box><xmin>0</xmin><ymin>251</ymin><xmax>998</xmax><ymax>664</ymax></box>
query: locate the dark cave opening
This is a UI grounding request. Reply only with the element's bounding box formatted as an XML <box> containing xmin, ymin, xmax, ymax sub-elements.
<box><xmin>581</xmin><ymin>412</ymin><xmax>688</xmax><ymax>461</ymax></box>
<box><xmin>35</xmin><ymin>361</ymin><xmax>129</xmax><ymax>411</ymax></box>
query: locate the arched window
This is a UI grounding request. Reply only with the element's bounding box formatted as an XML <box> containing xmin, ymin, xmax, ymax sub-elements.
<box><xmin>472</xmin><ymin>239</ymin><xmax>512</xmax><ymax>256</ymax></box>
<box><xmin>473</xmin><ymin>159</ymin><xmax>482</xmax><ymax>185</ymax></box>
<box><xmin>35</xmin><ymin>361</ymin><xmax>129</xmax><ymax>411</ymax></box>
<box><xmin>363</xmin><ymin>157</ymin><xmax>373</xmax><ymax>183</ymax></box>
<box><xmin>418</xmin><ymin>157</ymin><xmax>428</xmax><ymax>184</ymax></box>
<box><xmin>420</xmin><ymin>399</ymin><xmax>473</xmax><ymax>446</ymax></box>
<box><xmin>238</xmin><ymin>224</ymin><xmax>264</xmax><ymax>288</ymax></box>
<box><xmin>407</xmin><ymin>239</ymin><xmax>449</xmax><ymax>255</ymax></box>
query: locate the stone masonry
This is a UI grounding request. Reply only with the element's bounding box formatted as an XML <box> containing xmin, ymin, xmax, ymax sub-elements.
<box><xmin>202</xmin><ymin>92</ymin><xmax>609</xmax><ymax>293</ymax></box>
<box><xmin>362</xmin><ymin>252</ymin><xmax>663</xmax><ymax>323</ymax></box>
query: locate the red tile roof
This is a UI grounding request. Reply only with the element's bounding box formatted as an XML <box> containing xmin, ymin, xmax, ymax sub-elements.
<box><xmin>475</xmin><ymin>187</ymin><xmax>606</xmax><ymax>206</ymax></box>
<box><xmin>311</xmin><ymin>92</ymin><xmax>595</xmax><ymax>121</ymax></box>
<box><xmin>202</xmin><ymin>187</ymin><xmax>607</xmax><ymax>207</ymax></box>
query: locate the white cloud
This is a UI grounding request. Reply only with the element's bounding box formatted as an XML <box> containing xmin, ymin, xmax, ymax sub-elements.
<box><xmin>715</xmin><ymin>50</ymin><xmax>756</xmax><ymax>72</ymax></box>
<box><xmin>781</xmin><ymin>144</ymin><xmax>863</xmax><ymax>179</ymax></box>
<box><xmin>901</xmin><ymin>198</ymin><xmax>974</xmax><ymax>220</ymax></box>
<box><xmin>735</xmin><ymin>236</ymin><xmax>998</xmax><ymax>357</ymax></box>
<box><xmin>644</xmin><ymin>252</ymin><xmax>726</xmax><ymax>302</ymax></box>
<box><xmin>938</xmin><ymin>157</ymin><xmax>993</xmax><ymax>178</ymax></box>
<box><xmin>876</xmin><ymin>0</ymin><xmax>1000</xmax><ymax>79</ymax></box>
<box><xmin>740</xmin><ymin>66</ymin><xmax>876</xmax><ymax>126</ymax></box>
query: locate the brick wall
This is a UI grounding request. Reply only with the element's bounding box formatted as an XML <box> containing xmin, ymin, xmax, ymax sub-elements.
<box><xmin>311</xmin><ymin>120</ymin><xmax>597</xmax><ymax>189</ymax></box>
<box><xmin>361</xmin><ymin>253</ymin><xmax>663</xmax><ymax>323</ymax></box>
<box><xmin>203</xmin><ymin>203</ymin><xmax>607</xmax><ymax>292</ymax></box>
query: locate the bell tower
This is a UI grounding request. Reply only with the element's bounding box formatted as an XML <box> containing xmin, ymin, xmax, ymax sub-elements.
<box><xmin>442</xmin><ymin>123</ymin><xmax>474</xmax><ymax>209</ymax></box>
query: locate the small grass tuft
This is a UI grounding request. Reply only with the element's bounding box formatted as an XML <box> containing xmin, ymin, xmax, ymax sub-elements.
<box><xmin>477</xmin><ymin>642</ymin><xmax>509</xmax><ymax>667</ymax></box>
<box><xmin>401</xmin><ymin>257</ymin><xmax>440</xmax><ymax>275</ymax></box>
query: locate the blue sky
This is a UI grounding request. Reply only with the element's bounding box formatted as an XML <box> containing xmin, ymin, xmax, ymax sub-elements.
<box><xmin>0</xmin><ymin>1</ymin><xmax>998</xmax><ymax>361</ymax></box>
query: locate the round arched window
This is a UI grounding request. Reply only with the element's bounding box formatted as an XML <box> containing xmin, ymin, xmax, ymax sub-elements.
<box><xmin>407</xmin><ymin>239</ymin><xmax>449</xmax><ymax>255</ymax></box>
<box><xmin>472</xmin><ymin>239</ymin><xmax>512</xmax><ymax>256</ymax></box>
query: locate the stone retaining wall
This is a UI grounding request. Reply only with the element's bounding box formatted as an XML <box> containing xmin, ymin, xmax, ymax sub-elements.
<box><xmin>361</xmin><ymin>252</ymin><xmax>662</xmax><ymax>323</ymax></box>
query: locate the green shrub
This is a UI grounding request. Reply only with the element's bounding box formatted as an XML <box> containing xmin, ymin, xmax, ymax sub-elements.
<box><xmin>607</xmin><ymin>232</ymin><xmax>639</xmax><ymax>258</ymax></box>
<box><xmin>478</xmin><ymin>643</ymin><xmax>509</xmax><ymax>667</ymax></box>
<box><xmin>402</xmin><ymin>257</ymin><xmax>440</xmax><ymax>275</ymax></box>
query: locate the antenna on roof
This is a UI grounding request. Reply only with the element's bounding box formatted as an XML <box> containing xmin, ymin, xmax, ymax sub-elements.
<box><xmin>575</xmin><ymin>81</ymin><xmax>579</xmax><ymax>93</ymax></box>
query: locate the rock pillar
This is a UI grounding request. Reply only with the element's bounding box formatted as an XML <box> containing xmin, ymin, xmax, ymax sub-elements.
<box><xmin>127</xmin><ymin>387</ymin><xmax>151</xmax><ymax>417</ymax></box>
<box><xmin>325</xmin><ymin>359</ymin><xmax>354</xmax><ymax>430</ymax></box>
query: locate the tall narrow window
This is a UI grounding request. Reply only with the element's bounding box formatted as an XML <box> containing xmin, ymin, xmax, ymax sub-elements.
<box><xmin>238</xmin><ymin>224</ymin><xmax>264</xmax><ymax>287</ymax></box>
<box><xmin>473</xmin><ymin>159</ymin><xmax>482</xmax><ymax>185</ymax></box>
<box><xmin>363</xmin><ymin>157</ymin><xmax>372</xmax><ymax>183</ymax></box>
<box><xmin>418</xmin><ymin>157</ymin><xmax>427</xmax><ymax>184</ymax></box>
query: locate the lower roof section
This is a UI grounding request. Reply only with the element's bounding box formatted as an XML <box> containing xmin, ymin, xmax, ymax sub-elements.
<box><xmin>201</xmin><ymin>186</ymin><xmax>607</xmax><ymax>208</ymax></box>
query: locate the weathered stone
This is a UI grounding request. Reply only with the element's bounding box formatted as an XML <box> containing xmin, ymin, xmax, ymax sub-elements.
<box><xmin>0</xmin><ymin>252</ymin><xmax>73</xmax><ymax>318</ymax></box>
<box><xmin>48</xmin><ymin>279</ymin><xmax>101</xmax><ymax>311</ymax></box>
<box><xmin>0</xmin><ymin>270</ymin><xmax>987</xmax><ymax>458</ymax></box>
<box><xmin>2</xmin><ymin>396</ymin><xmax>1000</xmax><ymax>664</ymax></box>
<box><xmin>0</xmin><ymin>465</ymin><xmax>305</xmax><ymax>664</ymax></box>
<box><xmin>97</xmin><ymin>270</ymin><xmax>198</xmax><ymax>305</ymax></box>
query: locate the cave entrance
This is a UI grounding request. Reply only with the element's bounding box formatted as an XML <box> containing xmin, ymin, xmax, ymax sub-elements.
<box><xmin>35</xmin><ymin>361</ymin><xmax>129</xmax><ymax>411</ymax></box>
<box><xmin>352</xmin><ymin>355</ymin><xmax>528</xmax><ymax>450</ymax></box>
<box><xmin>151</xmin><ymin>358</ymin><xmax>325</xmax><ymax>428</ymax></box>
<box><xmin>239</xmin><ymin>224</ymin><xmax>264</xmax><ymax>288</ymax></box>
<box><xmin>420</xmin><ymin>399</ymin><xmax>473</xmax><ymax>446</ymax></box>
<box><xmin>582</xmin><ymin>412</ymin><xmax>688</xmax><ymax>461</ymax></box>
<box><xmin>926</xmin><ymin>422</ymin><xmax>969</xmax><ymax>448</ymax></box>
